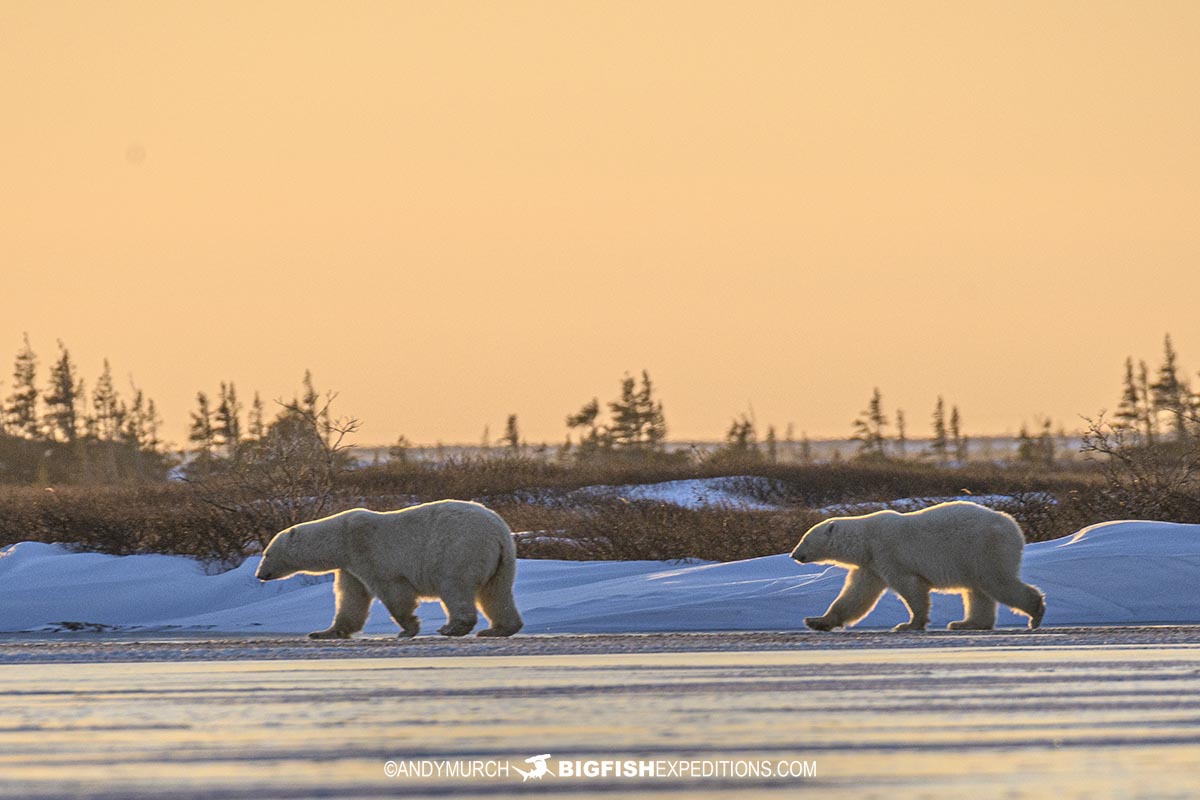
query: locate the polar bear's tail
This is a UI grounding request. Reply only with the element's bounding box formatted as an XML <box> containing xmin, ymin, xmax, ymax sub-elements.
<box><xmin>476</xmin><ymin>538</ymin><xmax>524</xmax><ymax>636</ymax></box>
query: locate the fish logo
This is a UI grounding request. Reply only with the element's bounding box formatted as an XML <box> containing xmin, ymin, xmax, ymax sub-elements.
<box><xmin>513</xmin><ymin>753</ymin><xmax>552</xmax><ymax>782</ymax></box>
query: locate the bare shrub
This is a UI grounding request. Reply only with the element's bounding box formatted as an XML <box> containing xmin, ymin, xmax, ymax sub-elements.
<box><xmin>1081</xmin><ymin>413</ymin><xmax>1200</xmax><ymax>523</ymax></box>
<box><xmin>183</xmin><ymin>396</ymin><xmax>361</xmax><ymax>551</ymax></box>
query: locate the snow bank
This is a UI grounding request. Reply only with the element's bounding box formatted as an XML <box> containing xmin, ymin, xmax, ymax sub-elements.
<box><xmin>2</xmin><ymin>520</ymin><xmax>1198</xmax><ymax>633</ymax></box>
<box><xmin>570</xmin><ymin>476</ymin><xmax>779</xmax><ymax>511</ymax></box>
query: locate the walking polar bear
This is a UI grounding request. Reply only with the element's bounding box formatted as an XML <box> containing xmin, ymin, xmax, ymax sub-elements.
<box><xmin>791</xmin><ymin>501</ymin><xmax>1045</xmax><ymax>632</ymax></box>
<box><xmin>256</xmin><ymin>500</ymin><xmax>523</xmax><ymax>638</ymax></box>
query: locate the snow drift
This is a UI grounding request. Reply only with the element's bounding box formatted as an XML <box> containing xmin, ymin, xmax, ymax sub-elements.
<box><xmin>1</xmin><ymin>520</ymin><xmax>1198</xmax><ymax>633</ymax></box>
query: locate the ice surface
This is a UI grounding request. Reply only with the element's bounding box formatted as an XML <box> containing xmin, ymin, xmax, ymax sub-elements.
<box><xmin>2</xmin><ymin>520</ymin><xmax>1198</xmax><ymax>633</ymax></box>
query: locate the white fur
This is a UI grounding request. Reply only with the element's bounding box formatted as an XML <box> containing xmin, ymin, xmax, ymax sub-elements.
<box><xmin>256</xmin><ymin>500</ymin><xmax>523</xmax><ymax>638</ymax></box>
<box><xmin>791</xmin><ymin>501</ymin><xmax>1045</xmax><ymax>632</ymax></box>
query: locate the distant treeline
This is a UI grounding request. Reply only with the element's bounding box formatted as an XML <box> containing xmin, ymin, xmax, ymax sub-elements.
<box><xmin>2</xmin><ymin>332</ymin><xmax>1198</xmax><ymax>485</ymax></box>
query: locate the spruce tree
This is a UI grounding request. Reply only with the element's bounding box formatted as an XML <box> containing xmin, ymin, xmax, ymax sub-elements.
<box><xmin>43</xmin><ymin>342</ymin><xmax>81</xmax><ymax>443</ymax></box>
<box><xmin>5</xmin><ymin>334</ymin><xmax>40</xmax><ymax>438</ymax></box>
<box><xmin>1151</xmin><ymin>334</ymin><xmax>1189</xmax><ymax>441</ymax></box>
<box><xmin>725</xmin><ymin>414</ymin><xmax>757</xmax><ymax>454</ymax></box>
<box><xmin>1016</xmin><ymin>424</ymin><xmax>1036</xmax><ymax>463</ymax></box>
<box><xmin>121</xmin><ymin>388</ymin><xmax>146</xmax><ymax>449</ymax></box>
<box><xmin>950</xmin><ymin>405</ymin><xmax>967</xmax><ymax>463</ymax></box>
<box><xmin>852</xmin><ymin>387</ymin><xmax>888</xmax><ymax>458</ymax></box>
<box><xmin>607</xmin><ymin>374</ymin><xmax>640</xmax><ymax>448</ymax></box>
<box><xmin>215</xmin><ymin>382</ymin><xmax>243</xmax><ymax>459</ymax></box>
<box><xmin>1115</xmin><ymin>357</ymin><xmax>1141</xmax><ymax>430</ymax></box>
<box><xmin>248</xmin><ymin>392</ymin><xmax>266</xmax><ymax>443</ymax></box>
<box><xmin>189</xmin><ymin>391</ymin><xmax>216</xmax><ymax>463</ymax></box>
<box><xmin>1037</xmin><ymin>418</ymin><xmax>1055</xmax><ymax>465</ymax></box>
<box><xmin>635</xmin><ymin>370</ymin><xmax>667</xmax><ymax>449</ymax></box>
<box><xmin>567</xmin><ymin>397</ymin><xmax>603</xmax><ymax>453</ymax></box>
<box><xmin>1138</xmin><ymin>359</ymin><xmax>1157</xmax><ymax>443</ymax></box>
<box><xmin>502</xmin><ymin>414</ymin><xmax>521</xmax><ymax>453</ymax></box>
<box><xmin>930</xmin><ymin>396</ymin><xmax>948</xmax><ymax>464</ymax></box>
<box><xmin>91</xmin><ymin>359</ymin><xmax>121</xmax><ymax>441</ymax></box>
<box><xmin>895</xmin><ymin>409</ymin><xmax>907</xmax><ymax>459</ymax></box>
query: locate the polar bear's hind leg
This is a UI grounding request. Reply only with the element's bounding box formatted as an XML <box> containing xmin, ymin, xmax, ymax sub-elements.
<box><xmin>438</xmin><ymin>586</ymin><xmax>479</xmax><ymax>636</ymax></box>
<box><xmin>980</xmin><ymin>576</ymin><xmax>1046</xmax><ymax>629</ymax></box>
<box><xmin>475</xmin><ymin>547</ymin><xmax>523</xmax><ymax>637</ymax></box>
<box><xmin>376</xmin><ymin>579</ymin><xmax>421</xmax><ymax>638</ymax></box>
<box><xmin>948</xmin><ymin>589</ymin><xmax>998</xmax><ymax>630</ymax></box>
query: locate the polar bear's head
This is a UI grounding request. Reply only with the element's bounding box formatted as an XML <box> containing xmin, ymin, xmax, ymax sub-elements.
<box><xmin>792</xmin><ymin>516</ymin><xmax>874</xmax><ymax>568</ymax></box>
<box><xmin>255</xmin><ymin>527</ymin><xmax>298</xmax><ymax>582</ymax></box>
<box><xmin>790</xmin><ymin>519</ymin><xmax>839</xmax><ymax>564</ymax></box>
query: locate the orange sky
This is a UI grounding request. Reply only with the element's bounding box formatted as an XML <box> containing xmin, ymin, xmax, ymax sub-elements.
<box><xmin>4</xmin><ymin>2</ymin><xmax>1200</xmax><ymax>446</ymax></box>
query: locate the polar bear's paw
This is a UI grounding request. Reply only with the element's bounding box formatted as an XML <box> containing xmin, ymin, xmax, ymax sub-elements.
<box><xmin>804</xmin><ymin>616</ymin><xmax>836</xmax><ymax>632</ymax></box>
<box><xmin>1028</xmin><ymin>596</ymin><xmax>1046</xmax><ymax>630</ymax></box>
<box><xmin>308</xmin><ymin>628</ymin><xmax>352</xmax><ymax>640</ymax></box>
<box><xmin>477</xmin><ymin>626</ymin><xmax>520</xmax><ymax>637</ymax></box>
<box><xmin>947</xmin><ymin>619</ymin><xmax>993</xmax><ymax>631</ymax></box>
<box><xmin>891</xmin><ymin>621</ymin><xmax>927</xmax><ymax>632</ymax></box>
<box><xmin>439</xmin><ymin>620</ymin><xmax>476</xmax><ymax>637</ymax></box>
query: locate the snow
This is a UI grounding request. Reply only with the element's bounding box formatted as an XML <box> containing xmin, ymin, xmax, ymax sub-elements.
<box><xmin>568</xmin><ymin>476</ymin><xmax>780</xmax><ymax>510</ymax></box>
<box><xmin>2</xmin><ymin>520</ymin><xmax>1199</xmax><ymax>634</ymax></box>
<box><xmin>816</xmin><ymin>493</ymin><xmax>1053</xmax><ymax>515</ymax></box>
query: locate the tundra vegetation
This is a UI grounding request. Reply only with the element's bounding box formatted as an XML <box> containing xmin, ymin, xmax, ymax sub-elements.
<box><xmin>1</xmin><ymin>334</ymin><xmax>1198</xmax><ymax>566</ymax></box>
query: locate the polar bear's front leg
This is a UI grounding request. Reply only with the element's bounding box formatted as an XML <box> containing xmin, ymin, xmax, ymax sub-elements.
<box><xmin>310</xmin><ymin>570</ymin><xmax>372</xmax><ymax>639</ymax></box>
<box><xmin>888</xmin><ymin>574</ymin><xmax>932</xmax><ymax>631</ymax></box>
<box><xmin>806</xmin><ymin>567</ymin><xmax>887</xmax><ymax>631</ymax></box>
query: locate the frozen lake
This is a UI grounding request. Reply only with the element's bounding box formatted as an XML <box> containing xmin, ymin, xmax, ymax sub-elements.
<box><xmin>2</xmin><ymin>629</ymin><xmax>1199</xmax><ymax>798</ymax></box>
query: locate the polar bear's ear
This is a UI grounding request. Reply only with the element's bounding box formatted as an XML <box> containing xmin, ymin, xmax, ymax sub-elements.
<box><xmin>828</xmin><ymin>523</ymin><xmax>837</xmax><ymax>534</ymax></box>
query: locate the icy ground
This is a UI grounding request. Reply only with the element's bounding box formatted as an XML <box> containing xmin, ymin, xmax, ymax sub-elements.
<box><xmin>2</xmin><ymin>638</ymin><xmax>1198</xmax><ymax>799</ymax></box>
<box><xmin>2</xmin><ymin>520</ymin><xmax>1199</xmax><ymax>634</ymax></box>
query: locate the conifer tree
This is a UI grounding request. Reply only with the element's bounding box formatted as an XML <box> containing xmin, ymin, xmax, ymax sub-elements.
<box><xmin>567</xmin><ymin>397</ymin><xmax>603</xmax><ymax>453</ymax></box>
<box><xmin>189</xmin><ymin>391</ymin><xmax>216</xmax><ymax>463</ymax></box>
<box><xmin>5</xmin><ymin>334</ymin><xmax>40</xmax><ymax>439</ymax></box>
<box><xmin>248</xmin><ymin>392</ymin><xmax>266</xmax><ymax>442</ymax></box>
<box><xmin>43</xmin><ymin>342</ymin><xmax>81</xmax><ymax>443</ymax></box>
<box><xmin>389</xmin><ymin>434</ymin><xmax>412</xmax><ymax>463</ymax></box>
<box><xmin>502</xmin><ymin>414</ymin><xmax>521</xmax><ymax>453</ymax></box>
<box><xmin>1037</xmin><ymin>418</ymin><xmax>1055</xmax><ymax>465</ymax></box>
<box><xmin>765</xmin><ymin>425</ymin><xmax>777</xmax><ymax>463</ymax></box>
<box><xmin>91</xmin><ymin>359</ymin><xmax>121</xmax><ymax>441</ymax></box>
<box><xmin>930</xmin><ymin>396</ymin><xmax>948</xmax><ymax>464</ymax></box>
<box><xmin>635</xmin><ymin>370</ymin><xmax>667</xmax><ymax>449</ymax></box>
<box><xmin>725</xmin><ymin>414</ymin><xmax>757</xmax><ymax>454</ymax></box>
<box><xmin>215</xmin><ymin>382</ymin><xmax>243</xmax><ymax>459</ymax></box>
<box><xmin>1115</xmin><ymin>357</ymin><xmax>1143</xmax><ymax>430</ymax></box>
<box><xmin>145</xmin><ymin>398</ymin><xmax>161</xmax><ymax>451</ymax></box>
<box><xmin>607</xmin><ymin>374</ymin><xmax>640</xmax><ymax>448</ymax></box>
<box><xmin>1151</xmin><ymin>334</ymin><xmax>1189</xmax><ymax>441</ymax></box>
<box><xmin>1016</xmin><ymin>424</ymin><xmax>1036</xmax><ymax>463</ymax></box>
<box><xmin>852</xmin><ymin>387</ymin><xmax>888</xmax><ymax>458</ymax></box>
<box><xmin>895</xmin><ymin>409</ymin><xmax>907</xmax><ymax>459</ymax></box>
<box><xmin>1137</xmin><ymin>359</ymin><xmax>1157</xmax><ymax>443</ymax></box>
<box><xmin>950</xmin><ymin>405</ymin><xmax>967</xmax><ymax>462</ymax></box>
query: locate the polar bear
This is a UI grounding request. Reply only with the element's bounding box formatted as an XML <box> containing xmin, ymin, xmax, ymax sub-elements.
<box><xmin>790</xmin><ymin>501</ymin><xmax>1045</xmax><ymax>632</ymax></box>
<box><xmin>255</xmin><ymin>500</ymin><xmax>523</xmax><ymax>638</ymax></box>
